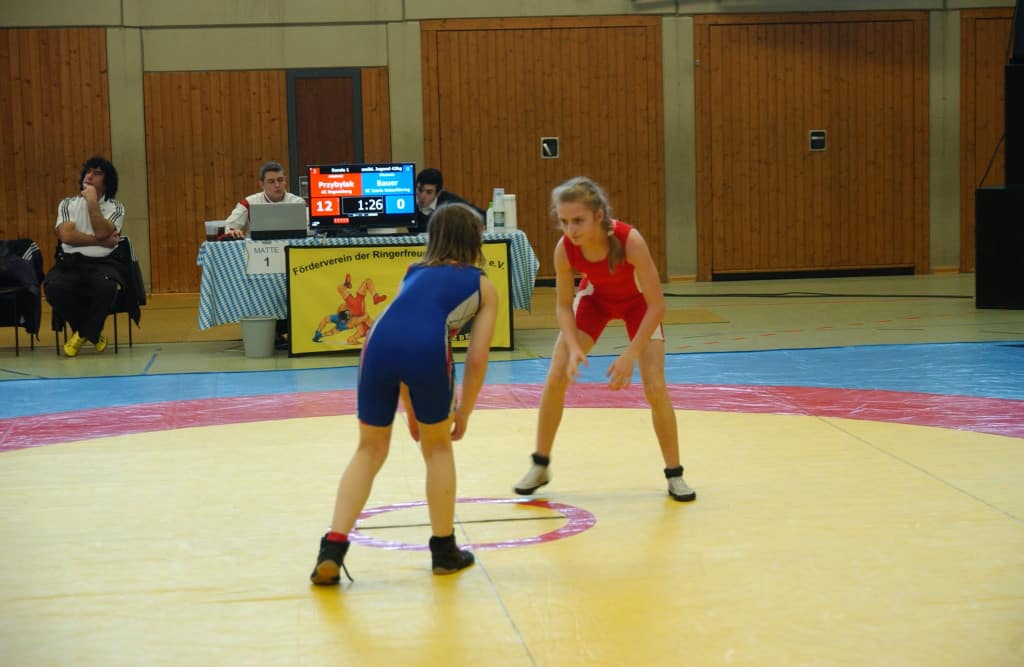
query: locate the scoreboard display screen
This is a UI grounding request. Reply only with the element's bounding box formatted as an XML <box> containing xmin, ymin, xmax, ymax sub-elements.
<box><xmin>307</xmin><ymin>162</ymin><xmax>416</xmax><ymax>235</ymax></box>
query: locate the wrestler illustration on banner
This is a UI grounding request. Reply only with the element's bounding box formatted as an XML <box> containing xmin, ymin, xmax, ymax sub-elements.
<box><xmin>312</xmin><ymin>273</ymin><xmax>388</xmax><ymax>345</ymax></box>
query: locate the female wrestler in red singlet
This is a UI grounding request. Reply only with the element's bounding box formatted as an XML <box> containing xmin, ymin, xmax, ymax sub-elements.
<box><xmin>513</xmin><ymin>176</ymin><xmax>696</xmax><ymax>502</ymax></box>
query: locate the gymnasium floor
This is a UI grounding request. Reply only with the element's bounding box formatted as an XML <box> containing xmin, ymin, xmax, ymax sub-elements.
<box><xmin>1</xmin><ymin>274</ymin><xmax>1023</xmax><ymax>666</ymax></box>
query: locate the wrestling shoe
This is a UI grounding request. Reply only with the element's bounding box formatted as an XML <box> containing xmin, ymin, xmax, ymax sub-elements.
<box><xmin>665</xmin><ymin>466</ymin><xmax>696</xmax><ymax>502</ymax></box>
<box><xmin>63</xmin><ymin>332</ymin><xmax>84</xmax><ymax>357</ymax></box>
<box><xmin>429</xmin><ymin>534</ymin><xmax>475</xmax><ymax>575</ymax></box>
<box><xmin>312</xmin><ymin>331</ymin><xmax>323</xmax><ymax>343</ymax></box>
<box><xmin>310</xmin><ymin>534</ymin><xmax>353</xmax><ymax>585</ymax></box>
<box><xmin>373</xmin><ymin>294</ymin><xmax>387</xmax><ymax>305</ymax></box>
<box><xmin>94</xmin><ymin>334</ymin><xmax>107</xmax><ymax>353</ymax></box>
<box><xmin>514</xmin><ymin>459</ymin><xmax>551</xmax><ymax>495</ymax></box>
<box><xmin>344</xmin><ymin>273</ymin><xmax>352</xmax><ymax>289</ymax></box>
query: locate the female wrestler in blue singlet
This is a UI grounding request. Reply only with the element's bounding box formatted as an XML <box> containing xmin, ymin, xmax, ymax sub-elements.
<box><xmin>311</xmin><ymin>203</ymin><xmax>499</xmax><ymax>584</ymax></box>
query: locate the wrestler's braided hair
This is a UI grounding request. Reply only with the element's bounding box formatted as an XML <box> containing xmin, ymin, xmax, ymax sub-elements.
<box><xmin>551</xmin><ymin>176</ymin><xmax>624</xmax><ymax>272</ymax></box>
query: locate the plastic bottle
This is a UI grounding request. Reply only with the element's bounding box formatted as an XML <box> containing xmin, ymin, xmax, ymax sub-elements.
<box><xmin>492</xmin><ymin>188</ymin><xmax>505</xmax><ymax>229</ymax></box>
<box><xmin>503</xmin><ymin>194</ymin><xmax>517</xmax><ymax>230</ymax></box>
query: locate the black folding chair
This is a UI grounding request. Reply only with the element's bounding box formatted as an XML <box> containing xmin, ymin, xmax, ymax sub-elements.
<box><xmin>51</xmin><ymin>236</ymin><xmax>146</xmax><ymax>355</ymax></box>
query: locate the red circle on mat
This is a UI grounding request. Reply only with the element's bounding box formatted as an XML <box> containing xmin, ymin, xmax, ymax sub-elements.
<box><xmin>348</xmin><ymin>497</ymin><xmax>597</xmax><ymax>551</ymax></box>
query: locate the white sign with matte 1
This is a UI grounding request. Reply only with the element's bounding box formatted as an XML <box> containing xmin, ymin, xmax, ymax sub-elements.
<box><xmin>245</xmin><ymin>240</ymin><xmax>288</xmax><ymax>275</ymax></box>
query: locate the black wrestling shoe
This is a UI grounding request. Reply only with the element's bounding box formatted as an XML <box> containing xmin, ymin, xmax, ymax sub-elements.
<box><xmin>429</xmin><ymin>534</ymin><xmax>475</xmax><ymax>575</ymax></box>
<box><xmin>310</xmin><ymin>535</ymin><xmax>353</xmax><ymax>585</ymax></box>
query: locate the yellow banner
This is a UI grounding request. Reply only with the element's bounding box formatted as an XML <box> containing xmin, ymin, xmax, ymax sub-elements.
<box><xmin>453</xmin><ymin>241</ymin><xmax>513</xmax><ymax>350</ymax></box>
<box><xmin>285</xmin><ymin>242</ymin><xmax>512</xmax><ymax>356</ymax></box>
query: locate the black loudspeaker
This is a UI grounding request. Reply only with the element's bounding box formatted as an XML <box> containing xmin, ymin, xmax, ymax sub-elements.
<box><xmin>1006</xmin><ymin>64</ymin><xmax>1024</xmax><ymax>186</ymax></box>
<box><xmin>975</xmin><ymin>186</ymin><xmax>1024</xmax><ymax>309</ymax></box>
<box><xmin>1012</xmin><ymin>0</ymin><xmax>1024</xmax><ymax>63</ymax></box>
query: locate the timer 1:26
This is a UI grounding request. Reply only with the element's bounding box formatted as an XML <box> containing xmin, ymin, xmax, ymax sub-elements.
<box><xmin>342</xmin><ymin>196</ymin><xmax>385</xmax><ymax>215</ymax></box>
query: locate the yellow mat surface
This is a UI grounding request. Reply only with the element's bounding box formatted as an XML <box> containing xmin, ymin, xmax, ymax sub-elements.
<box><xmin>2</xmin><ymin>408</ymin><xmax>1021</xmax><ymax>666</ymax></box>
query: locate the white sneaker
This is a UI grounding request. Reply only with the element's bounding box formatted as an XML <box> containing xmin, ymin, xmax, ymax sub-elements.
<box><xmin>514</xmin><ymin>464</ymin><xmax>551</xmax><ymax>495</ymax></box>
<box><xmin>667</xmin><ymin>476</ymin><xmax>696</xmax><ymax>502</ymax></box>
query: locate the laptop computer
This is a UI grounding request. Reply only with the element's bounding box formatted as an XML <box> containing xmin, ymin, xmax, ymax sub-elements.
<box><xmin>249</xmin><ymin>202</ymin><xmax>308</xmax><ymax>240</ymax></box>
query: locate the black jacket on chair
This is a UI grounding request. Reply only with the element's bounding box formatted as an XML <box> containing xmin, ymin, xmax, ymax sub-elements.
<box><xmin>50</xmin><ymin>236</ymin><xmax>144</xmax><ymax>333</ymax></box>
<box><xmin>107</xmin><ymin>236</ymin><xmax>146</xmax><ymax>326</ymax></box>
<box><xmin>0</xmin><ymin>238</ymin><xmax>45</xmax><ymax>335</ymax></box>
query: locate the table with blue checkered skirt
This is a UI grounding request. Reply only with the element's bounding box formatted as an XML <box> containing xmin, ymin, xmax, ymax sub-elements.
<box><xmin>195</xmin><ymin>231</ymin><xmax>539</xmax><ymax>330</ymax></box>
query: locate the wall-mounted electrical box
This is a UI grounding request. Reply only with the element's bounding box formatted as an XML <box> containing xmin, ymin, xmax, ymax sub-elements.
<box><xmin>541</xmin><ymin>137</ymin><xmax>559</xmax><ymax>159</ymax></box>
<box><xmin>809</xmin><ymin>130</ymin><xmax>827</xmax><ymax>151</ymax></box>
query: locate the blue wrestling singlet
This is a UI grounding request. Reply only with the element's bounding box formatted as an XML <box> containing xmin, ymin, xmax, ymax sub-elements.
<box><xmin>357</xmin><ymin>263</ymin><xmax>484</xmax><ymax>426</ymax></box>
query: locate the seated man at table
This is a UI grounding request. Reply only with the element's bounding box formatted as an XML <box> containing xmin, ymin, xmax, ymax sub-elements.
<box><xmin>221</xmin><ymin>161</ymin><xmax>306</xmax><ymax>240</ymax></box>
<box><xmin>414</xmin><ymin>168</ymin><xmax>484</xmax><ymax>233</ymax></box>
<box><xmin>222</xmin><ymin>160</ymin><xmax>304</xmax><ymax>348</ymax></box>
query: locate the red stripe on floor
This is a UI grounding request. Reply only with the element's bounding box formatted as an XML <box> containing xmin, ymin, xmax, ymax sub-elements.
<box><xmin>2</xmin><ymin>385</ymin><xmax>1021</xmax><ymax>452</ymax></box>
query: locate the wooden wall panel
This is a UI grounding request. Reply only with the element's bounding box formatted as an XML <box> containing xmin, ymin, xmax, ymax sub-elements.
<box><xmin>361</xmin><ymin>67</ymin><xmax>392</xmax><ymax>163</ymax></box>
<box><xmin>0</xmin><ymin>28</ymin><xmax>110</xmax><ymax>270</ymax></box>
<box><xmin>695</xmin><ymin>12</ymin><xmax>929</xmax><ymax>279</ymax></box>
<box><xmin>144</xmin><ymin>70</ymin><xmax>289</xmax><ymax>293</ymax></box>
<box><xmin>144</xmin><ymin>67</ymin><xmax>393</xmax><ymax>293</ymax></box>
<box><xmin>421</xmin><ymin>17</ymin><xmax>664</xmax><ymax>281</ymax></box>
<box><xmin>959</xmin><ymin>9</ymin><xmax>1013</xmax><ymax>273</ymax></box>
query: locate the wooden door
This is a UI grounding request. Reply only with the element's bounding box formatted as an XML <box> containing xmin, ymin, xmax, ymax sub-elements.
<box><xmin>287</xmin><ymin>70</ymin><xmax>362</xmax><ymax>192</ymax></box>
<box><xmin>695</xmin><ymin>12</ymin><xmax>929</xmax><ymax>280</ymax></box>
<box><xmin>421</xmin><ymin>17</ymin><xmax>665</xmax><ymax>281</ymax></box>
